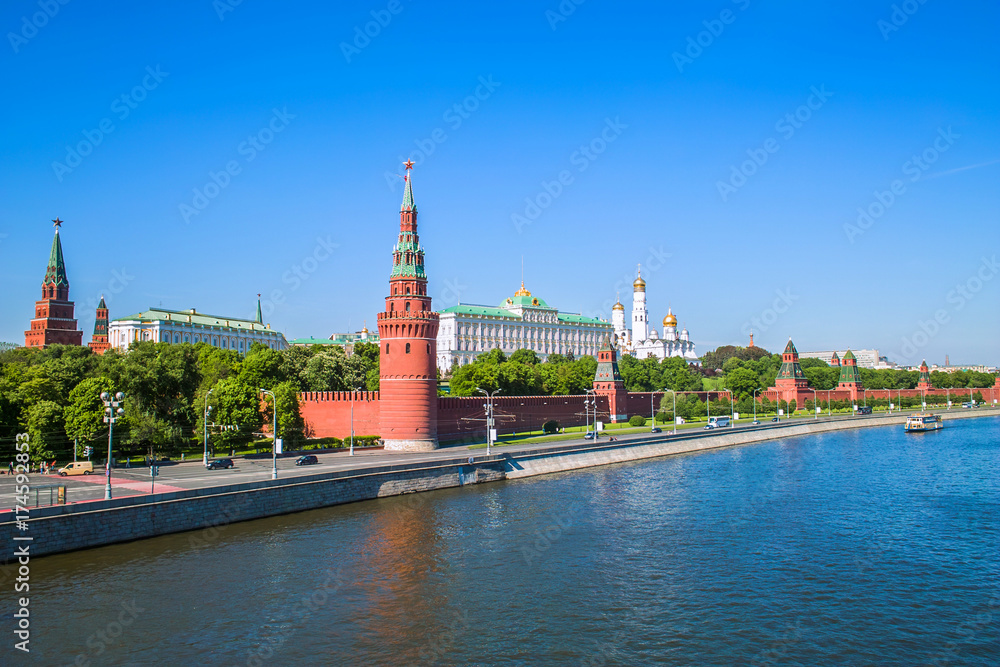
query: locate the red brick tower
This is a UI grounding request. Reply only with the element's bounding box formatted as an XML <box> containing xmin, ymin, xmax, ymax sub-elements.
<box><xmin>917</xmin><ymin>359</ymin><xmax>932</xmax><ymax>391</ymax></box>
<box><xmin>24</xmin><ymin>219</ymin><xmax>83</xmax><ymax>349</ymax></box>
<box><xmin>830</xmin><ymin>351</ymin><xmax>841</xmax><ymax>368</ymax></box>
<box><xmin>837</xmin><ymin>349</ymin><xmax>863</xmax><ymax>400</ymax></box>
<box><xmin>377</xmin><ymin>163</ymin><xmax>441</xmax><ymax>451</ymax></box>
<box><xmin>768</xmin><ymin>338</ymin><xmax>810</xmax><ymax>407</ymax></box>
<box><xmin>88</xmin><ymin>295</ymin><xmax>111</xmax><ymax>354</ymax></box>
<box><xmin>594</xmin><ymin>334</ymin><xmax>628</xmax><ymax>422</ymax></box>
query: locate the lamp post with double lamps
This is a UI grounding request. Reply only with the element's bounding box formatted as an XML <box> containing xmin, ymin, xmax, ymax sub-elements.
<box><xmin>810</xmin><ymin>389</ymin><xmax>818</xmax><ymax>420</ymax></box>
<box><xmin>100</xmin><ymin>391</ymin><xmax>125</xmax><ymax>500</ymax></box>
<box><xmin>260</xmin><ymin>389</ymin><xmax>278</xmax><ymax>480</ymax></box>
<box><xmin>350</xmin><ymin>385</ymin><xmax>363</xmax><ymax>457</ymax></box>
<box><xmin>477</xmin><ymin>387</ymin><xmax>502</xmax><ymax>455</ymax></box>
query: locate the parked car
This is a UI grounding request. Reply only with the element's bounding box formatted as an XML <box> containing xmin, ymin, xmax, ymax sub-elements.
<box><xmin>751</xmin><ymin>420</ymin><xmax>761</xmax><ymax>425</ymax></box>
<box><xmin>650</xmin><ymin>427</ymin><xmax>662</xmax><ymax>433</ymax></box>
<box><xmin>295</xmin><ymin>455</ymin><xmax>319</xmax><ymax>466</ymax></box>
<box><xmin>57</xmin><ymin>461</ymin><xmax>94</xmax><ymax>476</ymax></box>
<box><xmin>206</xmin><ymin>458</ymin><xmax>234</xmax><ymax>470</ymax></box>
<box><xmin>583</xmin><ymin>432</ymin><xmax>595</xmax><ymax>440</ymax></box>
<box><xmin>771</xmin><ymin>417</ymin><xmax>780</xmax><ymax>422</ymax></box>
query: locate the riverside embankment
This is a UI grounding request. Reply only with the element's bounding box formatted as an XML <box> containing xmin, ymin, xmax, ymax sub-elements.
<box><xmin>3</xmin><ymin>409</ymin><xmax>997</xmax><ymax>561</ymax></box>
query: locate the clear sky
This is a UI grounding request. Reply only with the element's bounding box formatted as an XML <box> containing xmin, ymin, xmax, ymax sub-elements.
<box><xmin>1</xmin><ymin>1</ymin><xmax>998</xmax><ymax>366</ymax></box>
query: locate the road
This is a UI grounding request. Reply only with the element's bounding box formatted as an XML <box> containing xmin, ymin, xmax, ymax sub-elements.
<box><xmin>3</xmin><ymin>407</ymin><xmax>993</xmax><ymax>509</ymax></box>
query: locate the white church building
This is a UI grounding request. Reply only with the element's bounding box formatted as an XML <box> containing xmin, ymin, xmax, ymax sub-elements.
<box><xmin>612</xmin><ymin>267</ymin><xmax>698</xmax><ymax>362</ymax></box>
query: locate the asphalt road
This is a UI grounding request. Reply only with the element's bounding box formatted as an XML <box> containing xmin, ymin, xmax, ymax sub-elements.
<box><xmin>3</xmin><ymin>407</ymin><xmax>993</xmax><ymax>510</ymax></box>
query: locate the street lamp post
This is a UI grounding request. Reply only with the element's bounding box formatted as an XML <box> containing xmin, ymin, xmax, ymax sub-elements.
<box><xmin>753</xmin><ymin>388</ymin><xmax>760</xmax><ymax>423</ymax></box>
<box><xmin>672</xmin><ymin>390</ymin><xmax>677</xmax><ymax>435</ymax></box>
<box><xmin>810</xmin><ymin>389</ymin><xmax>818</xmax><ymax>420</ymax></box>
<box><xmin>260</xmin><ymin>389</ymin><xmax>277</xmax><ymax>480</ymax></box>
<box><xmin>477</xmin><ymin>387</ymin><xmax>502</xmax><ymax>455</ymax></box>
<box><xmin>827</xmin><ymin>390</ymin><xmax>833</xmax><ymax>417</ymax></box>
<box><xmin>203</xmin><ymin>388</ymin><xmax>214</xmax><ymax>465</ymax></box>
<box><xmin>100</xmin><ymin>391</ymin><xmax>125</xmax><ymax>501</ymax></box>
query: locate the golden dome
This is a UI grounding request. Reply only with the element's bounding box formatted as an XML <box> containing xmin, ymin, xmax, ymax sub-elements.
<box><xmin>662</xmin><ymin>308</ymin><xmax>677</xmax><ymax>328</ymax></box>
<box><xmin>514</xmin><ymin>281</ymin><xmax>532</xmax><ymax>297</ymax></box>
<box><xmin>612</xmin><ymin>301</ymin><xmax>624</xmax><ymax>311</ymax></box>
<box><xmin>633</xmin><ymin>265</ymin><xmax>646</xmax><ymax>292</ymax></box>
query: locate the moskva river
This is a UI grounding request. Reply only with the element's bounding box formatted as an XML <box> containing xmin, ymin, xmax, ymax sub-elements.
<box><xmin>17</xmin><ymin>417</ymin><xmax>1000</xmax><ymax>665</ymax></box>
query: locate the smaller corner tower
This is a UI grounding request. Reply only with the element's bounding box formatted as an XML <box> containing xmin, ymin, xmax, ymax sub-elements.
<box><xmin>594</xmin><ymin>334</ymin><xmax>628</xmax><ymax>422</ymax></box>
<box><xmin>917</xmin><ymin>359</ymin><xmax>932</xmax><ymax>391</ymax></box>
<box><xmin>88</xmin><ymin>295</ymin><xmax>111</xmax><ymax>354</ymax></box>
<box><xmin>837</xmin><ymin>349</ymin><xmax>863</xmax><ymax>400</ymax></box>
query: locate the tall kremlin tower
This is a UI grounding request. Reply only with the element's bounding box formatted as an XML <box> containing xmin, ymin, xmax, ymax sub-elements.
<box><xmin>24</xmin><ymin>219</ymin><xmax>83</xmax><ymax>348</ymax></box>
<box><xmin>376</xmin><ymin>163</ymin><xmax>441</xmax><ymax>451</ymax></box>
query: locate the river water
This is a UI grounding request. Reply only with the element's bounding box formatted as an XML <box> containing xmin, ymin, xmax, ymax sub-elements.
<box><xmin>14</xmin><ymin>417</ymin><xmax>1000</xmax><ymax>666</ymax></box>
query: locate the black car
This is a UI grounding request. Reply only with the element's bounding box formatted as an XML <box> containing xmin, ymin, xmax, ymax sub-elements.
<box><xmin>771</xmin><ymin>417</ymin><xmax>780</xmax><ymax>422</ymax></box>
<box><xmin>295</xmin><ymin>455</ymin><xmax>319</xmax><ymax>466</ymax></box>
<box><xmin>206</xmin><ymin>458</ymin><xmax>234</xmax><ymax>470</ymax></box>
<box><xmin>650</xmin><ymin>427</ymin><xmax>662</xmax><ymax>433</ymax></box>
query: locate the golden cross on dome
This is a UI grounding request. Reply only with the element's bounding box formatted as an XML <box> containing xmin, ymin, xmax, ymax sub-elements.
<box><xmin>52</xmin><ymin>217</ymin><xmax>63</xmax><ymax>228</ymax></box>
<box><xmin>403</xmin><ymin>159</ymin><xmax>414</xmax><ymax>170</ymax></box>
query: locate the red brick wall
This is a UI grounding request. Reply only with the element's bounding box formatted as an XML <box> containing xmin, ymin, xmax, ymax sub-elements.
<box><xmin>298</xmin><ymin>391</ymin><xmax>380</xmax><ymax>439</ymax></box>
<box><xmin>437</xmin><ymin>395</ymin><xmax>608</xmax><ymax>443</ymax></box>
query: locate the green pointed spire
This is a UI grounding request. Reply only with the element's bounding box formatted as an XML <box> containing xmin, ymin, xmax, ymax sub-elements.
<box><xmin>594</xmin><ymin>335</ymin><xmax>624</xmax><ymax>384</ymax></box>
<box><xmin>256</xmin><ymin>294</ymin><xmax>263</xmax><ymax>324</ymax></box>
<box><xmin>97</xmin><ymin>295</ymin><xmax>107</xmax><ymax>309</ymax></box>
<box><xmin>93</xmin><ymin>295</ymin><xmax>108</xmax><ymax>336</ymax></box>
<box><xmin>401</xmin><ymin>173</ymin><xmax>416</xmax><ymax>212</ymax></box>
<box><xmin>776</xmin><ymin>338</ymin><xmax>806</xmax><ymax>381</ymax></box>
<box><xmin>43</xmin><ymin>228</ymin><xmax>69</xmax><ymax>288</ymax></box>
<box><xmin>838</xmin><ymin>349</ymin><xmax>862</xmax><ymax>386</ymax></box>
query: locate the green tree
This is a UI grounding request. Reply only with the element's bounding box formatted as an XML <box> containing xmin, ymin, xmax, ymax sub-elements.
<box><xmin>725</xmin><ymin>367</ymin><xmax>760</xmax><ymax>399</ymax></box>
<box><xmin>26</xmin><ymin>400</ymin><xmax>64</xmax><ymax>464</ymax></box>
<box><xmin>64</xmin><ymin>377</ymin><xmax>115</xmax><ymax>456</ymax></box>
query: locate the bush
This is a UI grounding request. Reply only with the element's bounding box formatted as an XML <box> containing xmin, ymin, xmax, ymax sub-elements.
<box><xmin>655</xmin><ymin>411</ymin><xmax>672</xmax><ymax>424</ymax></box>
<box><xmin>628</xmin><ymin>415</ymin><xmax>646</xmax><ymax>427</ymax></box>
<box><xmin>542</xmin><ymin>420</ymin><xmax>561</xmax><ymax>434</ymax></box>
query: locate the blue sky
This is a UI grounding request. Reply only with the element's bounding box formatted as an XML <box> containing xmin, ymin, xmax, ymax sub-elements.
<box><xmin>1</xmin><ymin>0</ymin><xmax>998</xmax><ymax>366</ymax></box>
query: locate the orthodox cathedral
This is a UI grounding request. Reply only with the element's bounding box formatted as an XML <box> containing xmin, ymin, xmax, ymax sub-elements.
<box><xmin>611</xmin><ymin>266</ymin><xmax>698</xmax><ymax>362</ymax></box>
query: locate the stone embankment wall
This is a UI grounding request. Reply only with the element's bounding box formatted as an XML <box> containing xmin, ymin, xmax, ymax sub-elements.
<box><xmin>3</xmin><ymin>410</ymin><xmax>995</xmax><ymax>562</ymax></box>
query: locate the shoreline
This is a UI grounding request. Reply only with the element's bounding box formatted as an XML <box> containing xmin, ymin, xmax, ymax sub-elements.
<box><xmin>3</xmin><ymin>409</ymin><xmax>997</xmax><ymax>563</ymax></box>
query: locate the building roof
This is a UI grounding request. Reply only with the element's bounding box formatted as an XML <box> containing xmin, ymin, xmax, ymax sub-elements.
<box><xmin>438</xmin><ymin>303</ymin><xmax>607</xmax><ymax>325</ymax></box>
<box><xmin>43</xmin><ymin>230</ymin><xmax>69</xmax><ymax>287</ymax></box>
<box><xmin>288</xmin><ymin>337</ymin><xmax>341</xmax><ymax>346</ymax></box>
<box><xmin>112</xmin><ymin>307</ymin><xmax>277</xmax><ymax>333</ymax></box>
<box><xmin>401</xmin><ymin>172</ymin><xmax>416</xmax><ymax>212</ymax></box>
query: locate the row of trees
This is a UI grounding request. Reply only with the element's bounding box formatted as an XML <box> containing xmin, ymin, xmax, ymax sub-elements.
<box><xmin>446</xmin><ymin>349</ymin><xmax>706</xmax><ymax>396</ymax></box>
<box><xmin>0</xmin><ymin>342</ymin><xmax>381</xmax><ymax>464</ymax></box>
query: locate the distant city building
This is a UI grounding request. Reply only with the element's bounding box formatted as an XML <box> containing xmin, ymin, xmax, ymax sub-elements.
<box><xmin>611</xmin><ymin>266</ymin><xmax>698</xmax><ymax>362</ymax></box>
<box><xmin>436</xmin><ymin>283</ymin><xmax>612</xmax><ymax>372</ymax></box>
<box><xmin>288</xmin><ymin>325</ymin><xmax>379</xmax><ymax>354</ymax></box>
<box><xmin>929</xmin><ymin>364</ymin><xmax>990</xmax><ymax>374</ymax></box>
<box><xmin>108</xmin><ymin>298</ymin><xmax>286</xmax><ymax>352</ymax></box>
<box><xmin>24</xmin><ymin>219</ymin><xmax>83</xmax><ymax>349</ymax></box>
<box><xmin>799</xmin><ymin>348</ymin><xmax>884</xmax><ymax>369</ymax></box>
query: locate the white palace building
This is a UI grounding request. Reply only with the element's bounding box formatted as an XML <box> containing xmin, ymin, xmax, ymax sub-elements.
<box><xmin>612</xmin><ymin>267</ymin><xmax>698</xmax><ymax>362</ymax></box>
<box><xmin>436</xmin><ymin>283</ymin><xmax>613</xmax><ymax>372</ymax></box>
<box><xmin>108</xmin><ymin>300</ymin><xmax>288</xmax><ymax>353</ymax></box>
